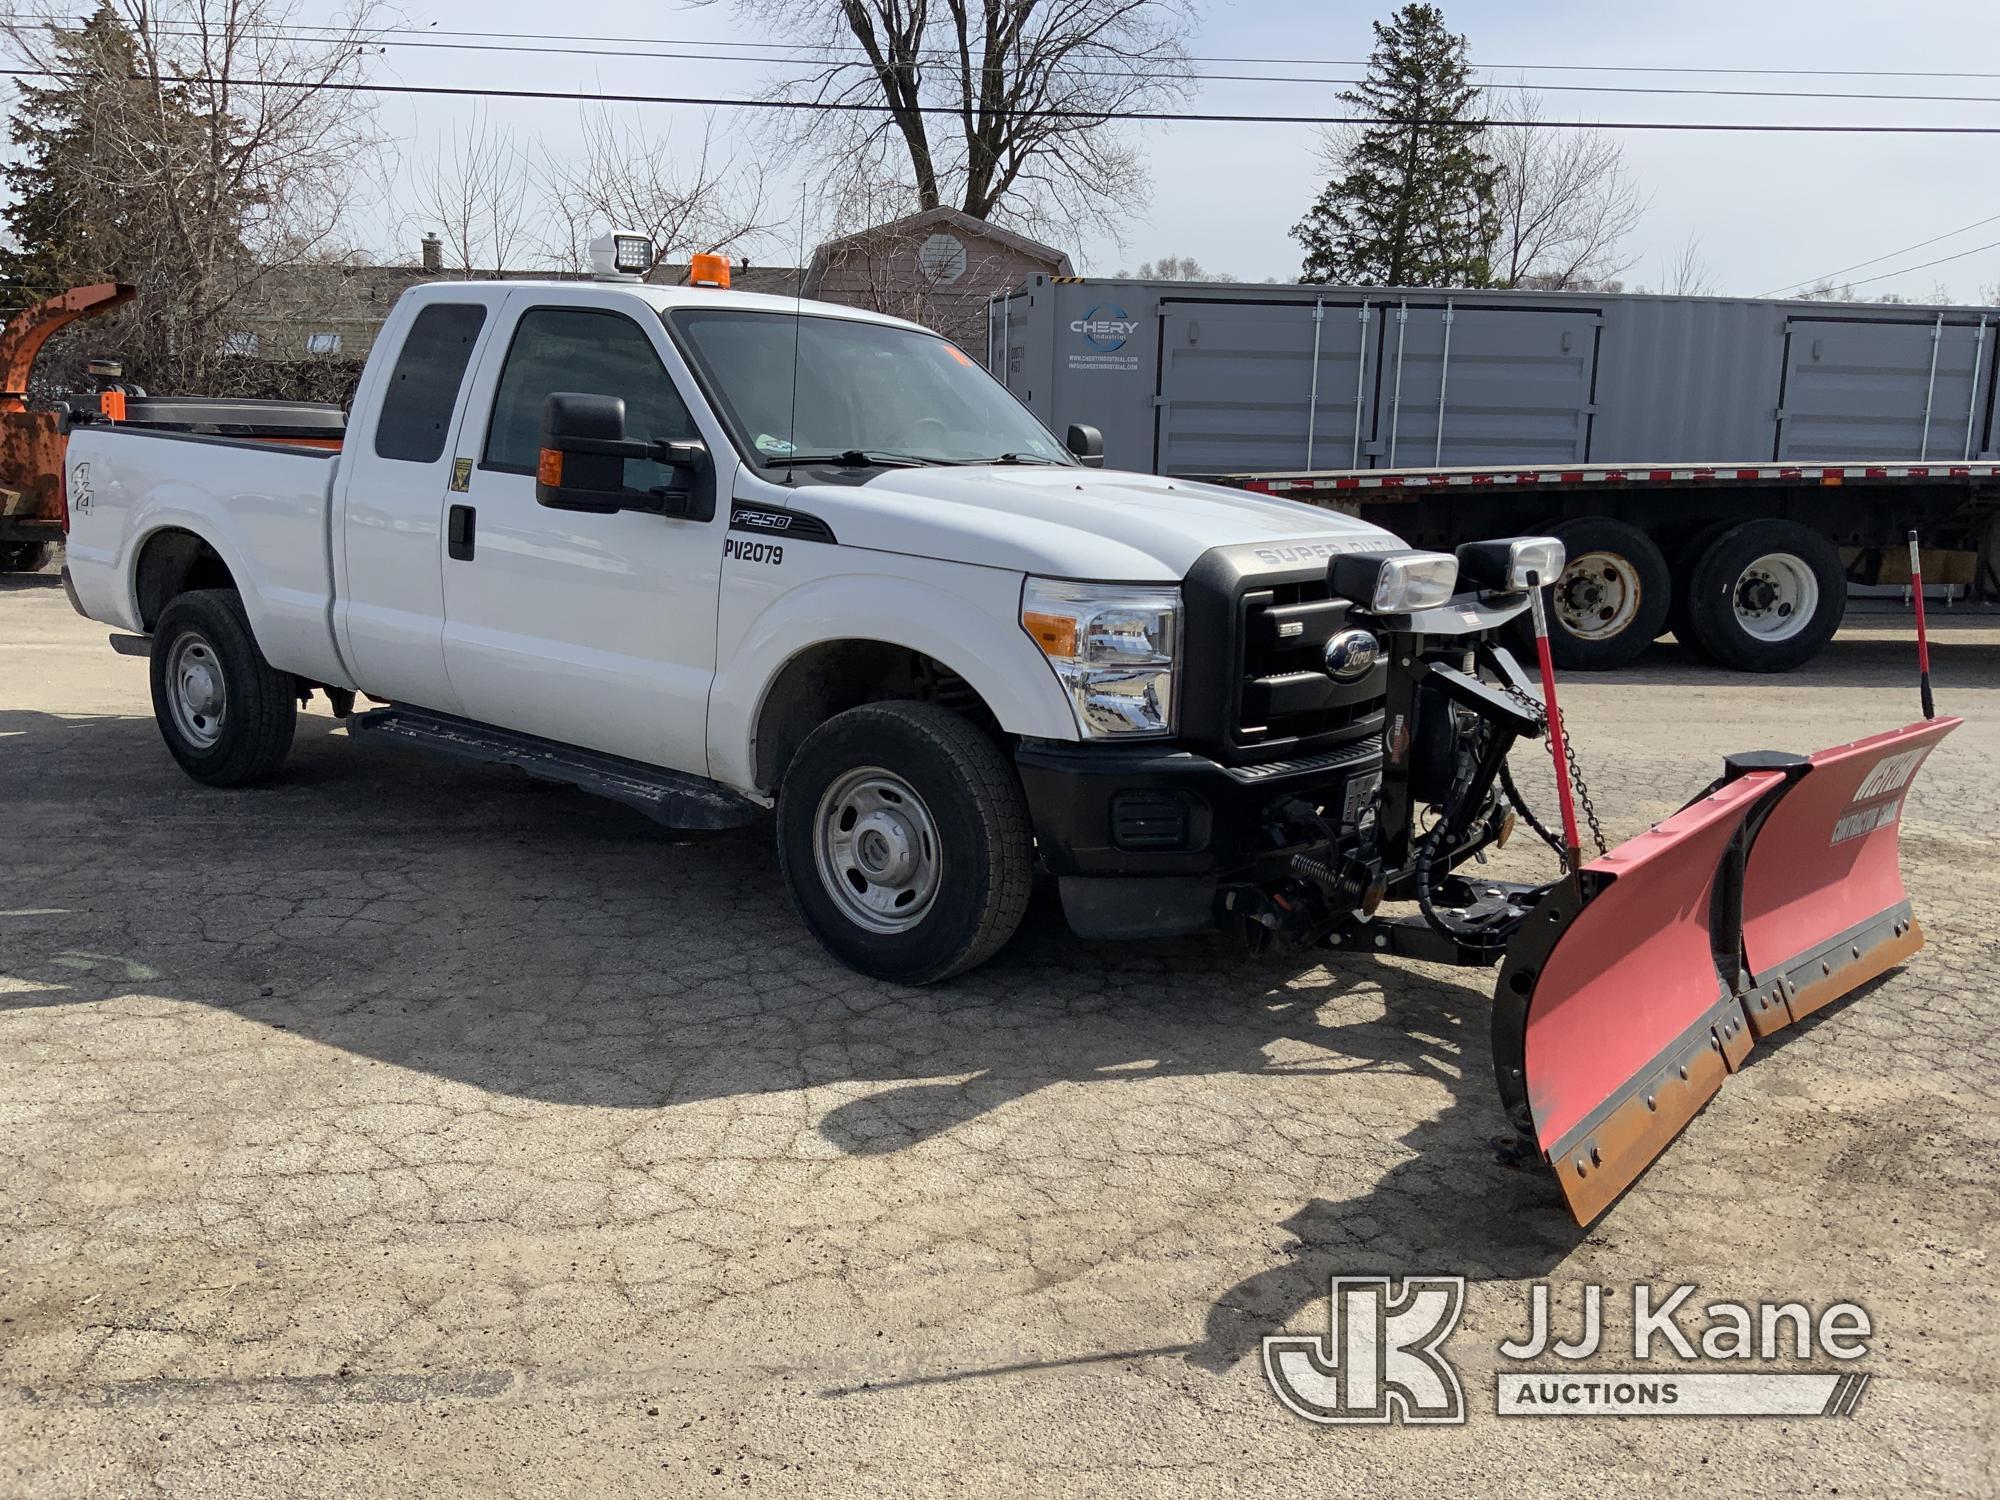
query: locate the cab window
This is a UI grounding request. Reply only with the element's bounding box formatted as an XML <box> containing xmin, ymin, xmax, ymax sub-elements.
<box><xmin>483</xmin><ymin>307</ymin><xmax>698</xmax><ymax>491</ymax></box>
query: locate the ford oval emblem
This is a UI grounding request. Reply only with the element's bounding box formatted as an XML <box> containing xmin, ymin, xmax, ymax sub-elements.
<box><xmin>1323</xmin><ymin>628</ymin><xmax>1381</xmax><ymax>682</ymax></box>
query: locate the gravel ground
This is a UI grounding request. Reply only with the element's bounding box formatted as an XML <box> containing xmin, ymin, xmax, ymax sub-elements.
<box><xmin>2</xmin><ymin>569</ymin><xmax>1994</xmax><ymax>1497</ymax></box>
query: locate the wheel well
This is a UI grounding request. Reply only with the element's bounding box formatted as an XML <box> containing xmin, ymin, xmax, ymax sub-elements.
<box><xmin>753</xmin><ymin>640</ymin><xmax>1000</xmax><ymax>792</ymax></box>
<box><xmin>135</xmin><ymin>528</ymin><xmax>237</xmax><ymax>629</ymax></box>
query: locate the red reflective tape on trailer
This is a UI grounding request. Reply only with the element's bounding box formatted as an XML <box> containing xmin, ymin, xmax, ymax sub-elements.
<box><xmin>1735</xmin><ymin>468</ymin><xmax>1760</xmax><ymax>480</ymax></box>
<box><xmin>1780</xmin><ymin>467</ymin><xmax>1803</xmax><ymax>480</ymax></box>
<box><xmin>1471</xmin><ymin>473</ymin><xmax>1494</xmax><ymax>485</ymax></box>
<box><xmin>1245</xmin><ymin>479</ymin><xmax>1275</xmax><ymax>492</ymax></box>
<box><xmin>1335</xmin><ymin>477</ymin><xmax>1360</xmax><ymax>489</ymax></box>
<box><xmin>1559</xmin><ymin>471</ymin><xmax>1584</xmax><ymax>483</ymax></box>
<box><xmin>1866</xmin><ymin>467</ymin><xmax>1888</xmax><ymax>479</ymax></box>
<box><xmin>1601</xmin><ymin>470</ymin><xmax>1627</xmax><ymax>482</ymax></box>
<box><xmin>1648</xmin><ymin>469</ymin><xmax>1673</xmax><ymax>481</ymax></box>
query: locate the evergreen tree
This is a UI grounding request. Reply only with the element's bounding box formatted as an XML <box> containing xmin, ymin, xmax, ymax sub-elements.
<box><xmin>1291</xmin><ymin>4</ymin><xmax>1499</xmax><ymax>288</ymax></box>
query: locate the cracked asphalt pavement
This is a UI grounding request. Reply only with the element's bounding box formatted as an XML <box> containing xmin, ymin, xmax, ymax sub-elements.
<box><xmin>2</xmin><ymin>568</ymin><xmax>1995</xmax><ymax>1496</ymax></box>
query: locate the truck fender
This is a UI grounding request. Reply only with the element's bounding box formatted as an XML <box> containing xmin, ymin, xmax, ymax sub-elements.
<box><xmin>707</xmin><ymin>571</ymin><xmax>1077</xmax><ymax>794</ymax></box>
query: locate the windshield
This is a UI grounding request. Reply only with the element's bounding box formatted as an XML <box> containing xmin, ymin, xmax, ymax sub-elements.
<box><xmin>668</xmin><ymin>308</ymin><xmax>1073</xmax><ymax>468</ymax></box>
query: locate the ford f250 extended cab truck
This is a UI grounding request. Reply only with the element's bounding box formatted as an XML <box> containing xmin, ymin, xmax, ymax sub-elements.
<box><xmin>62</xmin><ymin>237</ymin><xmax>1558</xmax><ymax>984</ymax></box>
<box><xmin>62</xmin><ymin>240</ymin><xmax>1964</xmax><ymax>1229</ymax></box>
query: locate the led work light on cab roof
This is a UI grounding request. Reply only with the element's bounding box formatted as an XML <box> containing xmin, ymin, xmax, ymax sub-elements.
<box><xmin>588</xmin><ymin>230</ymin><xmax>658</xmax><ymax>282</ymax></box>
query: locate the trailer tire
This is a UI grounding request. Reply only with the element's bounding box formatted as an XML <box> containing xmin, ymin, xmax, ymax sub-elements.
<box><xmin>777</xmin><ymin>701</ymin><xmax>1032</xmax><ymax>985</ymax></box>
<box><xmin>0</xmin><ymin>540</ymin><xmax>56</xmax><ymax>573</ymax></box>
<box><xmin>1665</xmin><ymin>521</ymin><xmax>1731</xmax><ymax>659</ymax></box>
<box><xmin>1685</xmin><ymin>519</ymin><xmax>1847</xmax><ymax>672</ymax></box>
<box><xmin>149</xmin><ymin>589</ymin><xmax>298</xmax><ymax>785</ymax></box>
<box><xmin>1544</xmin><ymin>518</ymin><xmax>1671</xmax><ymax>670</ymax></box>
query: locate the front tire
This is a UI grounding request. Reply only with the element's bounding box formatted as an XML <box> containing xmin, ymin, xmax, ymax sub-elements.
<box><xmin>1684</xmin><ymin>519</ymin><xmax>1846</xmax><ymax>672</ymax></box>
<box><xmin>149</xmin><ymin>589</ymin><xmax>298</xmax><ymax>785</ymax></box>
<box><xmin>777</xmin><ymin>702</ymin><xmax>1032</xmax><ymax>984</ymax></box>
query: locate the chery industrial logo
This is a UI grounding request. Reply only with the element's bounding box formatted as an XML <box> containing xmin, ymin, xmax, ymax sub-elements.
<box><xmin>1070</xmin><ymin>304</ymin><xmax>1138</xmax><ymax>352</ymax></box>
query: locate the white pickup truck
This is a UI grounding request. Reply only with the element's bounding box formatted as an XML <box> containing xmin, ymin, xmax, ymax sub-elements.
<box><xmin>62</xmin><ymin>237</ymin><xmax>1567</xmax><ymax>984</ymax></box>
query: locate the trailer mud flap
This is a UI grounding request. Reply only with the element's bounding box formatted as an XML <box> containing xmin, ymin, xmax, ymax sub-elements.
<box><xmin>1492</xmin><ymin>773</ymin><xmax>1785</xmax><ymax>1226</ymax></box>
<box><xmin>1494</xmin><ymin>718</ymin><xmax>1957</xmax><ymax>1227</ymax></box>
<box><xmin>1736</xmin><ymin>717</ymin><xmax>1959</xmax><ymax>1037</ymax></box>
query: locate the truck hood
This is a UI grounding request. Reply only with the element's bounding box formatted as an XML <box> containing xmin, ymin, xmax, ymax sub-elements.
<box><xmin>769</xmin><ymin>465</ymin><xmax>1403</xmax><ymax>580</ymax></box>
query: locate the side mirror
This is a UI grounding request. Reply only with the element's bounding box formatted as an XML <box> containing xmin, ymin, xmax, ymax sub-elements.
<box><xmin>535</xmin><ymin>391</ymin><xmax>713</xmax><ymax>520</ymax></box>
<box><xmin>1065</xmin><ymin>423</ymin><xmax>1105</xmax><ymax>468</ymax></box>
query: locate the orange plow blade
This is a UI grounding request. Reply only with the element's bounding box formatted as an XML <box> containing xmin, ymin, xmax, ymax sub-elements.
<box><xmin>1492</xmin><ymin>718</ymin><xmax>1955</xmax><ymax>1226</ymax></box>
<box><xmin>1737</xmin><ymin>718</ymin><xmax>1960</xmax><ymax>1036</ymax></box>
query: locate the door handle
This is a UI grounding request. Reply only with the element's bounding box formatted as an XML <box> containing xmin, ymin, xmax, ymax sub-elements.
<box><xmin>447</xmin><ymin>503</ymin><xmax>475</xmax><ymax>561</ymax></box>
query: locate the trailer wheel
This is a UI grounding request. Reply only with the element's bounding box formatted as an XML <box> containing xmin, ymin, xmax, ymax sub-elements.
<box><xmin>149</xmin><ymin>589</ymin><xmax>298</xmax><ymax>785</ymax></box>
<box><xmin>0</xmin><ymin>540</ymin><xmax>55</xmax><ymax>573</ymax></box>
<box><xmin>1685</xmin><ymin>519</ymin><xmax>1847</xmax><ymax>672</ymax></box>
<box><xmin>1665</xmin><ymin>522</ymin><xmax>1731</xmax><ymax>659</ymax></box>
<box><xmin>1544</xmin><ymin>518</ymin><xmax>1671</xmax><ymax>670</ymax></box>
<box><xmin>777</xmin><ymin>701</ymin><xmax>1032</xmax><ymax>984</ymax></box>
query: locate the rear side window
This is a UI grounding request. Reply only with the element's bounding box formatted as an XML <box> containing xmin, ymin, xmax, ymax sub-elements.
<box><xmin>482</xmin><ymin>307</ymin><xmax>698</xmax><ymax>491</ymax></box>
<box><xmin>372</xmin><ymin>302</ymin><xmax>488</xmax><ymax>464</ymax></box>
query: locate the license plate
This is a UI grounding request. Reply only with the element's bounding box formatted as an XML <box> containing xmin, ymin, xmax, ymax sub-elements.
<box><xmin>1341</xmin><ymin>770</ymin><xmax>1382</xmax><ymax>829</ymax></box>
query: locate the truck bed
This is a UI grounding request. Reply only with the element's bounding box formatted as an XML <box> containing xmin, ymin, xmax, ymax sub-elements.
<box><xmin>63</xmin><ymin>425</ymin><xmax>351</xmax><ymax>688</ymax></box>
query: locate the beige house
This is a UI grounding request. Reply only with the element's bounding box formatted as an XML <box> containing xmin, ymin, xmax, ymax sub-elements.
<box><xmin>220</xmin><ymin>211</ymin><xmax>1071</xmax><ymax>388</ymax></box>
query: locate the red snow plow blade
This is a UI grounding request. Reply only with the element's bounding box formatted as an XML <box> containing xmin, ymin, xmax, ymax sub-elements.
<box><xmin>1493</xmin><ymin>717</ymin><xmax>1958</xmax><ymax>1226</ymax></box>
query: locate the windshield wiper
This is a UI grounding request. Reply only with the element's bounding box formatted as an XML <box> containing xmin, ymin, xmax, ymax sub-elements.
<box><xmin>986</xmin><ymin>453</ymin><xmax>1065</xmax><ymax>466</ymax></box>
<box><xmin>770</xmin><ymin>449</ymin><xmax>935</xmax><ymax>469</ymax></box>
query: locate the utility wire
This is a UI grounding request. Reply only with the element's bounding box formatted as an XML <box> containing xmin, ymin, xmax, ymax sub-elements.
<box><xmin>109</xmin><ymin>27</ymin><xmax>2000</xmax><ymax>103</ymax></box>
<box><xmin>1831</xmin><ymin>236</ymin><xmax>2000</xmax><ymax>291</ymax></box>
<box><xmin>1760</xmin><ymin>210</ymin><xmax>2000</xmax><ymax>295</ymax></box>
<box><xmin>6</xmin><ymin>67</ymin><xmax>2000</xmax><ymax>133</ymax></box>
<box><xmin>71</xmin><ymin>18</ymin><xmax>2000</xmax><ymax>79</ymax></box>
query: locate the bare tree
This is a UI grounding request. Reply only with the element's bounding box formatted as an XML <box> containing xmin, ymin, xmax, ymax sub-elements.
<box><xmin>408</xmin><ymin>111</ymin><xmax>534</xmax><ymax>277</ymax></box>
<box><xmin>714</xmin><ymin>0</ymin><xmax>1195</xmax><ymax>244</ymax></box>
<box><xmin>1658</xmin><ymin>232</ymin><xmax>1717</xmax><ymax>297</ymax></box>
<box><xmin>2</xmin><ymin>0</ymin><xmax>384</xmax><ymax>389</ymax></box>
<box><xmin>1486</xmin><ymin>90</ymin><xmax>1644</xmax><ymax>290</ymax></box>
<box><xmin>535</xmin><ymin>110</ymin><xmax>771</xmax><ymax>275</ymax></box>
<box><xmin>1125</xmin><ymin>255</ymin><xmax>1236</xmax><ymax>281</ymax></box>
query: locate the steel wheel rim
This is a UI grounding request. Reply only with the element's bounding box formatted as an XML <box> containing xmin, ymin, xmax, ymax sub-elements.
<box><xmin>165</xmin><ymin>631</ymin><xmax>227</xmax><ymax>749</ymax></box>
<box><xmin>812</xmin><ymin>766</ymin><xmax>944</xmax><ymax>934</ymax></box>
<box><xmin>1731</xmin><ymin>552</ymin><xmax>1818</xmax><ymax>642</ymax></box>
<box><xmin>1554</xmin><ymin>550</ymin><xmax>1643</xmax><ymax>640</ymax></box>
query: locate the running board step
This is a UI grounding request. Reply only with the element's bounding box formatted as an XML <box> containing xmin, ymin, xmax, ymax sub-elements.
<box><xmin>347</xmin><ymin>707</ymin><xmax>759</xmax><ymax>831</ymax></box>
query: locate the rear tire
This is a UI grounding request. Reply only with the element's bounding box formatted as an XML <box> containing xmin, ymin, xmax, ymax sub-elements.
<box><xmin>149</xmin><ymin>589</ymin><xmax>298</xmax><ymax>785</ymax></box>
<box><xmin>1666</xmin><ymin>521</ymin><xmax>1731</xmax><ymax>660</ymax></box>
<box><xmin>1684</xmin><ymin>519</ymin><xmax>1846</xmax><ymax>673</ymax></box>
<box><xmin>777</xmin><ymin>701</ymin><xmax>1032</xmax><ymax>984</ymax></box>
<box><xmin>0</xmin><ymin>539</ymin><xmax>55</xmax><ymax>573</ymax></box>
<box><xmin>1543</xmin><ymin>517</ymin><xmax>1671</xmax><ymax>670</ymax></box>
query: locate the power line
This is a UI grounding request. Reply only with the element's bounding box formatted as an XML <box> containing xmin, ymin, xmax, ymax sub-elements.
<box><xmin>114</xmin><ymin>26</ymin><xmax>2000</xmax><ymax>104</ymax></box>
<box><xmin>1833</xmin><ymin>236</ymin><xmax>2000</xmax><ymax>291</ymax></box>
<box><xmin>8</xmin><ymin>67</ymin><xmax>2000</xmax><ymax>133</ymax></box>
<box><xmin>74</xmin><ymin>18</ymin><xmax>2000</xmax><ymax>80</ymax></box>
<box><xmin>1760</xmin><ymin>210</ymin><xmax>2000</xmax><ymax>295</ymax></box>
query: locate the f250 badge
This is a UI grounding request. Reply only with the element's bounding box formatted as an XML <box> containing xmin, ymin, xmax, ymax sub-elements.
<box><xmin>69</xmin><ymin>461</ymin><xmax>91</xmax><ymax>513</ymax></box>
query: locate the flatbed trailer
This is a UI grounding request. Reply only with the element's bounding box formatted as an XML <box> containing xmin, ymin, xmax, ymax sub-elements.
<box><xmin>1209</xmin><ymin>458</ymin><xmax>2000</xmax><ymax>671</ymax></box>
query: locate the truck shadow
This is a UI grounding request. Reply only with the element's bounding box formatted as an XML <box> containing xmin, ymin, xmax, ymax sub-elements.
<box><xmin>0</xmin><ymin>705</ymin><xmax>1585</xmax><ymax>1328</ymax></box>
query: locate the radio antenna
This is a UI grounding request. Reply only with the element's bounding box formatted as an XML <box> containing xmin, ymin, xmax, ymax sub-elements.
<box><xmin>784</xmin><ymin>181</ymin><xmax>807</xmax><ymax>486</ymax></box>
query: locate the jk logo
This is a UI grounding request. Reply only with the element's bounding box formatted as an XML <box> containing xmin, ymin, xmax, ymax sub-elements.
<box><xmin>1263</xmin><ymin>1276</ymin><xmax>1467</xmax><ymax>1424</ymax></box>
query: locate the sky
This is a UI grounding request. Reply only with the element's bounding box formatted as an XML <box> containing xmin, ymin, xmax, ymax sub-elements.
<box><xmin>74</xmin><ymin>0</ymin><xmax>2000</xmax><ymax>300</ymax></box>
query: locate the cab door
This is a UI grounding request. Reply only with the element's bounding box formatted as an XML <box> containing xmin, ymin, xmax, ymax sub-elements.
<box><xmin>441</xmin><ymin>290</ymin><xmax>728</xmax><ymax>772</ymax></box>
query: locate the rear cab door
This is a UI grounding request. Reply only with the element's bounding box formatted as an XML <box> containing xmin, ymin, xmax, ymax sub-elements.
<box><xmin>439</xmin><ymin>286</ymin><xmax>732</xmax><ymax>772</ymax></box>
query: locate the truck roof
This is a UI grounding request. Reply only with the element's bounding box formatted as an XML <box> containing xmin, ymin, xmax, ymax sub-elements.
<box><xmin>398</xmin><ymin>277</ymin><xmax>929</xmax><ymax>334</ymax></box>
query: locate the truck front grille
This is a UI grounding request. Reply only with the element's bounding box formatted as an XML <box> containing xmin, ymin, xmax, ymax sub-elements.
<box><xmin>1234</xmin><ymin>579</ymin><xmax>1385</xmax><ymax>758</ymax></box>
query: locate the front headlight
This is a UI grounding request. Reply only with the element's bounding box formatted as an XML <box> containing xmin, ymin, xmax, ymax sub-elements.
<box><xmin>1021</xmin><ymin>578</ymin><xmax>1179</xmax><ymax>738</ymax></box>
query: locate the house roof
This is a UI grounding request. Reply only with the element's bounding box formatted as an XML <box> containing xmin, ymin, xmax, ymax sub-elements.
<box><xmin>806</xmin><ymin>207</ymin><xmax>1074</xmax><ymax>280</ymax></box>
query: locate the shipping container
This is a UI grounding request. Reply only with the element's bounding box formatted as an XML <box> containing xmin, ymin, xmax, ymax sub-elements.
<box><xmin>988</xmin><ymin>278</ymin><xmax>2000</xmax><ymax>672</ymax></box>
